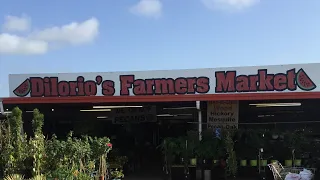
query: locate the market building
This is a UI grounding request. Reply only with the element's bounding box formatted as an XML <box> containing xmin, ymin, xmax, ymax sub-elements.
<box><xmin>1</xmin><ymin>63</ymin><xmax>320</xmax><ymax>178</ymax></box>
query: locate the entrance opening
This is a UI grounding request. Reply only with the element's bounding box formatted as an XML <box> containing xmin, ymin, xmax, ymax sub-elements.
<box><xmin>4</xmin><ymin>98</ymin><xmax>320</xmax><ymax>179</ymax></box>
<box><xmin>4</xmin><ymin>102</ymin><xmax>199</xmax><ymax>179</ymax></box>
<box><xmin>238</xmin><ymin>99</ymin><xmax>320</xmax><ymax>160</ymax></box>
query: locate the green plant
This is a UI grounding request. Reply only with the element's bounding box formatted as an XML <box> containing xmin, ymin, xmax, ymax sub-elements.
<box><xmin>90</xmin><ymin>137</ymin><xmax>112</xmax><ymax>161</ymax></box>
<box><xmin>108</xmin><ymin>155</ymin><xmax>128</xmax><ymax>168</ymax></box>
<box><xmin>225</xmin><ymin>131</ymin><xmax>237</xmax><ymax>178</ymax></box>
<box><xmin>98</xmin><ymin>154</ymin><xmax>107</xmax><ymax>179</ymax></box>
<box><xmin>44</xmin><ymin>134</ymin><xmax>66</xmax><ymax>172</ymax></box>
<box><xmin>0</xmin><ymin>117</ymin><xmax>13</xmax><ymax>175</ymax></box>
<box><xmin>234</xmin><ymin>129</ymin><xmax>246</xmax><ymax>160</ymax></box>
<box><xmin>4</xmin><ymin>107</ymin><xmax>29</xmax><ymax>175</ymax></box>
<box><xmin>76</xmin><ymin>171</ymin><xmax>92</xmax><ymax>180</ymax></box>
<box><xmin>284</xmin><ymin>130</ymin><xmax>306</xmax><ymax>159</ymax></box>
<box><xmin>195</xmin><ymin>130</ymin><xmax>222</xmax><ymax>160</ymax></box>
<box><xmin>110</xmin><ymin>168</ymin><xmax>124</xmax><ymax>179</ymax></box>
<box><xmin>47</xmin><ymin>166</ymin><xmax>74</xmax><ymax>180</ymax></box>
<box><xmin>185</xmin><ymin>131</ymin><xmax>199</xmax><ymax>159</ymax></box>
<box><xmin>89</xmin><ymin>137</ymin><xmax>112</xmax><ymax>179</ymax></box>
<box><xmin>44</xmin><ymin>134</ymin><xmax>112</xmax><ymax>179</ymax></box>
<box><xmin>30</xmin><ymin>174</ymin><xmax>46</xmax><ymax>180</ymax></box>
<box><xmin>158</xmin><ymin>137</ymin><xmax>179</xmax><ymax>165</ymax></box>
<box><xmin>4</xmin><ymin>174</ymin><xmax>25</xmax><ymax>180</ymax></box>
<box><xmin>0</xmin><ymin>107</ymin><xmax>114</xmax><ymax>180</ymax></box>
<box><xmin>240</xmin><ymin>129</ymin><xmax>264</xmax><ymax>159</ymax></box>
<box><xmin>29</xmin><ymin>109</ymin><xmax>45</xmax><ymax>176</ymax></box>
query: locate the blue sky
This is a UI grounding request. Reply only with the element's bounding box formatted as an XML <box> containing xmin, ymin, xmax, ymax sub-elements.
<box><xmin>0</xmin><ymin>0</ymin><xmax>320</xmax><ymax>97</ymax></box>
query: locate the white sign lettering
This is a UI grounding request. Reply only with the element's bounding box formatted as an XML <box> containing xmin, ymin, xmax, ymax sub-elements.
<box><xmin>110</xmin><ymin>106</ymin><xmax>157</xmax><ymax>124</ymax></box>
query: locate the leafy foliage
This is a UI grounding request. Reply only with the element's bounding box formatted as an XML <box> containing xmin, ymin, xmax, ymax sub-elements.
<box><xmin>2</xmin><ymin>107</ymin><xmax>29</xmax><ymax>175</ymax></box>
<box><xmin>110</xmin><ymin>168</ymin><xmax>124</xmax><ymax>179</ymax></box>
<box><xmin>0</xmin><ymin>107</ymin><xmax>114</xmax><ymax>180</ymax></box>
<box><xmin>195</xmin><ymin>129</ymin><xmax>222</xmax><ymax>159</ymax></box>
<box><xmin>3</xmin><ymin>174</ymin><xmax>24</xmax><ymax>180</ymax></box>
<box><xmin>29</xmin><ymin>109</ymin><xmax>46</xmax><ymax>176</ymax></box>
<box><xmin>224</xmin><ymin>131</ymin><xmax>237</xmax><ymax>177</ymax></box>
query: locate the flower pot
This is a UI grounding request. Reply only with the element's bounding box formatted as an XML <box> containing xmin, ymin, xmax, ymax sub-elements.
<box><xmin>285</xmin><ymin>160</ymin><xmax>293</xmax><ymax>167</ymax></box>
<box><xmin>240</xmin><ymin>160</ymin><xmax>247</xmax><ymax>167</ymax></box>
<box><xmin>196</xmin><ymin>169</ymin><xmax>202</xmax><ymax>179</ymax></box>
<box><xmin>271</xmin><ymin>160</ymin><xmax>277</xmax><ymax>163</ymax></box>
<box><xmin>204</xmin><ymin>170</ymin><xmax>211</xmax><ymax>180</ymax></box>
<box><xmin>250</xmin><ymin>160</ymin><xmax>257</xmax><ymax>167</ymax></box>
<box><xmin>99</xmin><ymin>176</ymin><xmax>104</xmax><ymax>180</ymax></box>
<box><xmin>294</xmin><ymin>159</ymin><xmax>302</xmax><ymax>166</ymax></box>
<box><xmin>260</xmin><ymin>160</ymin><xmax>267</xmax><ymax>166</ymax></box>
<box><xmin>190</xmin><ymin>158</ymin><xmax>197</xmax><ymax>166</ymax></box>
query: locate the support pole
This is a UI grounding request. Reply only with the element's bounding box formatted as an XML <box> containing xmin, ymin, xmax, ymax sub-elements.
<box><xmin>196</xmin><ymin>101</ymin><xmax>202</xmax><ymax>141</ymax></box>
<box><xmin>0</xmin><ymin>99</ymin><xmax>4</xmax><ymax>114</ymax></box>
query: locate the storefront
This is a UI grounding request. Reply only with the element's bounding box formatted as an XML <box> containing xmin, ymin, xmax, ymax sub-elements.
<box><xmin>1</xmin><ymin>63</ymin><xmax>320</xmax><ymax>178</ymax></box>
<box><xmin>1</xmin><ymin>62</ymin><xmax>320</xmax><ymax>113</ymax></box>
<box><xmin>0</xmin><ymin>63</ymin><xmax>319</xmax><ymax>127</ymax></box>
<box><xmin>1</xmin><ymin>62</ymin><xmax>320</xmax><ymax>140</ymax></box>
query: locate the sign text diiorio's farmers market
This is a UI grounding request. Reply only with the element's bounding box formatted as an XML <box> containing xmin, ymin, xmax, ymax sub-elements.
<box><xmin>10</xmin><ymin>66</ymin><xmax>318</xmax><ymax>97</ymax></box>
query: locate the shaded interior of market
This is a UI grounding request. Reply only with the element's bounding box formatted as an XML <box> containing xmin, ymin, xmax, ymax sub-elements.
<box><xmin>2</xmin><ymin>99</ymin><xmax>320</xmax><ymax>178</ymax></box>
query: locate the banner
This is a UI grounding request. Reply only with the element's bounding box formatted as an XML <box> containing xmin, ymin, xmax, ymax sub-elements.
<box><xmin>10</xmin><ymin>63</ymin><xmax>318</xmax><ymax>98</ymax></box>
<box><xmin>207</xmin><ymin>101</ymin><xmax>239</xmax><ymax>130</ymax></box>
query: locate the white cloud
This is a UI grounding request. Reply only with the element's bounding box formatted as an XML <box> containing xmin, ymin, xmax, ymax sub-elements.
<box><xmin>31</xmin><ymin>18</ymin><xmax>99</xmax><ymax>45</ymax></box>
<box><xmin>202</xmin><ymin>0</ymin><xmax>259</xmax><ymax>12</ymax></box>
<box><xmin>0</xmin><ymin>16</ymin><xmax>99</xmax><ymax>55</ymax></box>
<box><xmin>0</xmin><ymin>33</ymin><xmax>48</xmax><ymax>55</ymax></box>
<box><xmin>130</xmin><ymin>0</ymin><xmax>162</xmax><ymax>19</ymax></box>
<box><xmin>3</xmin><ymin>15</ymin><xmax>31</xmax><ymax>32</ymax></box>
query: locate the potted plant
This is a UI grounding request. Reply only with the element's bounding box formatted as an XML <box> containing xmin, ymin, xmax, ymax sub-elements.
<box><xmin>175</xmin><ymin>136</ymin><xmax>187</xmax><ymax>165</ymax></box>
<box><xmin>234</xmin><ymin>129</ymin><xmax>248</xmax><ymax>167</ymax></box>
<box><xmin>195</xmin><ymin>130</ymin><xmax>218</xmax><ymax>165</ymax></box>
<box><xmin>245</xmin><ymin>129</ymin><xmax>260</xmax><ymax>167</ymax></box>
<box><xmin>158</xmin><ymin>137</ymin><xmax>180</xmax><ymax>167</ymax></box>
<box><xmin>245</xmin><ymin>129</ymin><xmax>269</xmax><ymax>167</ymax></box>
<box><xmin>284</xmin><ymin>131</ymin><xmax>294</xmax><ymax>166</ymax></box>
<box><xmin>90</xmin><ymin>137</ymin><xmax>112</xmax><ymax>180</ymax></box>
<box><xmin>186</xmin><ymin>131</ymin><xmax>199</xmax><ymax>166</ymax></box>
<box><xmin>284</xmin><ymin>130</ymin><xmax>305</xmax><ymax>167</ymax></box>
<box><xmin>293</xmin><ymin>131</ymin><xmax>305</xmax><ymax>167</ymax></box>
<box><xmin>110</xmin><ymin>168</ymin><xmax>124</xmax><ymax>180</ymax></box>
